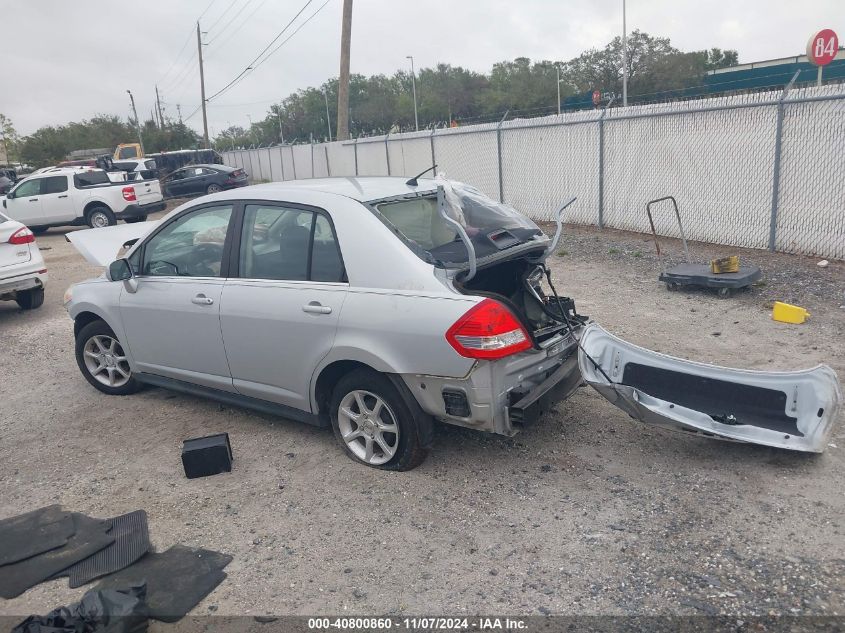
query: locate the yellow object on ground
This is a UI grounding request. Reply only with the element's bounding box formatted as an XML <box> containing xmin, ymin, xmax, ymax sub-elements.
<box><xmin>710</xmin><ymin>255</ymin><xmax>740</xmax><ymax>274</ymax></box>
<box><xmin>772</xmin><ymin>301</ymin><xmax>810</xmax><ymax>324</ymax></box>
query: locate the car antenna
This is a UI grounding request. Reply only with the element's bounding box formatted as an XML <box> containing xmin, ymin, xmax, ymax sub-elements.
<box><xmin>406</xmin><ymin>164</ymin><xmax>438</xmax><ymax>187</ymax></box>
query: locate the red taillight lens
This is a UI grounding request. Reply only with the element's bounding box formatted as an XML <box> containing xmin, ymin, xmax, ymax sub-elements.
<box><xmin>122</xmin><ymin>186</ymin><xmax>137</xmax><ymax>202</ymax></box>
<box><xmin>446</xmin><ymin>298</ymin><xmax>532</xmax><ymax>360</ymax></box>
<box><xmin>9</xmin><ymin>227</ymin><xmax>35</xmax><ymax>245</ymax></box>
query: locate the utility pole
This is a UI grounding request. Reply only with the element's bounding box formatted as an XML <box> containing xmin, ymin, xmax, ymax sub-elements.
<box><xmin>197</xmin><ymin>21</ymin><xmax>210</xmax><ymax>148</ymax></box>
<box><xmin>126</xmin><ymin>90</ymin><xmax>145</xmax><ymax>154</ymax></box>
<box><xmin>622</xmin><ymin>0</ymin><xmax>628</xmax><ymax>107</ymax></box>
<box><xmin>336</xmin><ymin>0</ymin><xmax>353</xmax><ymax>140</ymax></box>
<box><xmin>177</xmin><ymin>104</ymin><xmax>183</xmax><ymax>124</ymax></box>
<box><xmin>276</xmin><ymin>107</ymin><xmax>285</xmax><ymax>143</ymax></box>
<box><xmin>323</xmin><ymin>89</ymin><xmax>332</xmax><ymax>141</ymax></box>
<box><xmin>155</xmin><ymin>85</ymin><xmax>165</xmax><ymax>127</ymax></box>
<box><xmin>406</xmin><ymin>55</ymin><xmax>419</xmax><ymax>131</ymax></box>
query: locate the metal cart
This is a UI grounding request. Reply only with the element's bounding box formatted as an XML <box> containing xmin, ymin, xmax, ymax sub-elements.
<box><xmin>646</xmin><ymin>196</ymin><xmax>762</xmax><ymax>298</ymax></box>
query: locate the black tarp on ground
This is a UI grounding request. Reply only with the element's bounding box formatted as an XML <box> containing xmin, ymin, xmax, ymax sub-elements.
<box><xmin>0</xmin><ymin>513</ymin><xmax>114</xmax><ymax>599</ymax></box>
<box><xmin>12</xmin><ymin>583</ymin><xmax>149</xmax><ymax>633</ymax></box>
<box><xmin>50</xmin><ymin>511</ymin><xmax>151</xmax><ymax>589</ymax></box>
<box><xmin>0</xmin><ymin>505</ymin><xmax>75</xmax><ymax>566</ymax></box>
<box><xmin>95</xmin><ymin>545</ymin><xmax>232</xmax><ymax>622</ymax></box>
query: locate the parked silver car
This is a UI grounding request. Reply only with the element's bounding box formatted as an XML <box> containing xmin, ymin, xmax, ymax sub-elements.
<box><xmin>64</xmin><ymin>177</ymin><xmax>841</xmax><ymax>470</ymax></box>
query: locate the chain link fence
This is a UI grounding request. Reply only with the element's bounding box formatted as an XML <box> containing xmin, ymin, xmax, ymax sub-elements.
<box><xmin>222</xmin><ymin>83</ymin><xmax>845</xmax><ymax>260</ymax></box>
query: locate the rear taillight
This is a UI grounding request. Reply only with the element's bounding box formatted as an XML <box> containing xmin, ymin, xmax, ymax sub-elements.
<box><xmin>232</xmin><ymin>169</ymin><xmax>243</xmax><ymax>177</ymax></box>
<box><xmin>122</xmin><ymin>186</ymin><xmax>137</xmax><ymax>202</ymax></box>
<box><xmin>9</xmin><ymin>227</ymin><xmax>35</xmax><ymax>245</ymax></box>
<box><xmin>446</xmin><ymin>298</ymin><xmax>532</xmax><ymax>360</ymax></box>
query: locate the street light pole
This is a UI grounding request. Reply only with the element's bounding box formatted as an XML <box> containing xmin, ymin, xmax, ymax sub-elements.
<box><xmin>126</xmin><ymin>90</ymin><xmax>145</xmax><ymax>155</ymax></box>
<box><xmin>622</xmin><ymin>0</ymin><xmax>628</xmax><ymax>107</ymax></box>
<box><xmin>556</xmin><ymin>66</ymin><xmax>562</xmax><ymax>115</ymax></box>
<box><xmin>407</xmin><ymin>55</ymin><xmax>419</xmax><ymax>131</ymax></box>
<box><xmin>323</xmin><ymin>89</ymin><xmax>332</xmax><ymax>141</ymax></box>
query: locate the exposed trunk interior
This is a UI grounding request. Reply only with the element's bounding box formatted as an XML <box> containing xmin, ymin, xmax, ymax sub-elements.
<box><xmin>456</xmin><ymin>256</ymin><xmax>584</xmax><ymax>344</ymax></box>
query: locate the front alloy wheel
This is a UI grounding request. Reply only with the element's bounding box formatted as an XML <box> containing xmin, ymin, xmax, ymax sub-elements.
<box><xmin>83</xmin><ymin>335</ymin><xmax>131</xmax><ymax>388</ymax></box>
<box><xmin>207</xmin><ymin>183</ymin><xmax>222</xmax><ymax>194</ymax></box>
<box><xmin>337</xmin><ymin>390</ymin><xmax>400</xmax><ymax>466</ymax></box>
<box><xmin>74</xmin><ymin>320</ymin><xmax>142</xmax><ymax>395</ymax></box>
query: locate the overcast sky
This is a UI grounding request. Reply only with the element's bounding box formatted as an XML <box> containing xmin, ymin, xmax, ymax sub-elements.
<box><xmin>3</xmin><ymin>1</ymin><xmax>843</xmax><ymax>136</ymax></box>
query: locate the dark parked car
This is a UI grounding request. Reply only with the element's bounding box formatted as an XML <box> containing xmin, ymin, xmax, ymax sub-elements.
<box><xmin>161</xmin><ymin>164</ymin><xmax>248</xmax><ymax>198</ymax></box>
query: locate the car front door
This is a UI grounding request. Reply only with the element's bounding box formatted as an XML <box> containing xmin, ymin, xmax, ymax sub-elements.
<box><xmin>119</xmin><ymin>203</ymin><xmax>236</xmax><ymax>392</ymax></box>
<box><xmin>219</xmin><ymin>202</ymin><xmax>347</xmax><ymax>411</ymax></box>
<box><xmin>39</xmin><ymin>176</ymin><xmax>75</xmax><ymax>223</ymax></box>
<box><xmin>4</xmin><ymin>178</ymin><xmax>44</xmax><ymax>225</ymax></box>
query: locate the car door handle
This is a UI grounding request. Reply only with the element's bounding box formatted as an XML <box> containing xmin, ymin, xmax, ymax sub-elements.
<box><xmin>302</xmin><ymin>302</ymin><xmax>331</xmax><ymax>314</ymax></box>
<box><xmin>29</xmin><ymin>198</ymin><xmax>38</xmax><ymax>202</ymax></box>
<box><xmin>58</xmin><ymin>194</ymin><xmax>68</xmax><ymax>198</ymax></box>
<box><xmin>191</xmin><ymin>294</ymin><xmax>214</xmax><ymax>305</ymax></box>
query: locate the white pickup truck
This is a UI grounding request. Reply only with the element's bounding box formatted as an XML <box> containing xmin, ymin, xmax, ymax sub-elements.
<box><xmin>0</xmin><ymin>167</ymin><xmax>166</xmax><ymax>231</ymax></box>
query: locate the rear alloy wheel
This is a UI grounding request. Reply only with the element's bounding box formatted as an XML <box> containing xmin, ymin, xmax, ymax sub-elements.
<box><xmin>87</xmin><ymin>206</ymin><xmax>116</xmax><ymax>228</ymax></box>
<box><xmin>15</xmin><ymin>287</ymin><xmax>44</xmax><ymax>310</ymax></box>
<box><xmin>330</xmin><ymin>369</ymin><xmax>430</xmax><ymax>470</ymax></box>
<box><xmin>206</xmin><ymin>183</ymin><xmax>222</xmax><ymax>195</ymax></box>
<box><xmin>75</xmin><ymin>320</ymin><xmax>142</xmax><ymax>395</ymax></box>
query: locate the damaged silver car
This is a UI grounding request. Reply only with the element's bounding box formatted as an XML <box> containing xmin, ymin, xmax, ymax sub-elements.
<box><xmin>64</xmin><ymin>176</ymin><xmax>841</xmax><ymax>470</ymax></box>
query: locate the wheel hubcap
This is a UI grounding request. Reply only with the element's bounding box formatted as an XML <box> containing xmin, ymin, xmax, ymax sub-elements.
<box><xmin>83</xmin><ymin>335</ymin><xmax>131</xmax><ymax>387</ymax></box>
<box><xmin>92</xmin><ymin>213</ymin><xmax>107</xmax><ymax>227</ymax></box>
<box><xmin>338</xmin><ymin>390</ymin><xmax>399</xmax><ymax>465</ymax></box>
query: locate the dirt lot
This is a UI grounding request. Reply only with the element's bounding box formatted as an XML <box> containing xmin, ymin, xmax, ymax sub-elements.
<box><xmin>1</xmin><ymin>208</ymin><xmax>843</xmax><ymax>620</ymax></box>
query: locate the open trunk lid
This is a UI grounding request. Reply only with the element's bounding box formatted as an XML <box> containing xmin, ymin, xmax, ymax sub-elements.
<box><xmin>66</xmin><ymin>221</ymin><xmax>160</xmax><ymax>267</ymax></box>
<box><xmin>579</xmin><ymin>323</ymin><xmax>841</xmax><ymax>452</ymax></box>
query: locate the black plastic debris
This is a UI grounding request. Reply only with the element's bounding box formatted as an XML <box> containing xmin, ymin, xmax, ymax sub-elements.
<box><xmin>95</xmin><ymin>545</ymin><xmax>232</xmax><ymax>622</ymax></box>
<box><xmin>50</xmin><ymin>511</ymin><xmax>151</xmax><ymax>588</ymax></box>
<box><xmin>181</xmin><ymin>433</ymin><xmax>233</xmax><ymax>479</ymax></box>
<box><xmin>0</xmin><ymin>505</ymin><xmax>75</xmax><ymax>566</ymax></box>
<box><xmin>12</xmin><ymin>583</ymin><xmax>148</xmax><ymax>633</ymax></box>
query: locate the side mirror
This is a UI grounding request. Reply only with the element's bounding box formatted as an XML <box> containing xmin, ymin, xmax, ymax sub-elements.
<box><xmin>109</xmin><ymin>258</ymin><xmax>133</xmax><ymax>281</ymax></box>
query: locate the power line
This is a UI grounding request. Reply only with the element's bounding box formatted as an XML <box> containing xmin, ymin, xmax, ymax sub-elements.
<box><xmin>158</xmin><ymin>26</ymin><xmax>196</xmax><ymax>85</ymax></box>
<box><xmin>206</xmin><ymin>0</ymin><xmax>271</xmax><ymax>55</ymax></box>
<box><xmin>206</xmin><ymin>0</ymin><xmax>256</xmax><ymax>45</ymax></box>
<box><xmin>250</xmin><ymin>0</ymin><xmax>332</xmax><ymax>73</ymax></box>
<box><xmin>198</xmin><ymin>0</ymin><xmax>218</xmax><ymax>20</ymax></box>
<box><xmin>206</xmin><ymin>0</ymin><xmax>317</xmax><ymax>101</ymax></box>
<box><xmin>208</xmin><ymin>0</ymin><xmax>333</xmax><ymax>102</ymax></box>
<box><xmin>205</xmin><ymin>0</ymin><xmax>239</xmax><ymax>34</ymax></box>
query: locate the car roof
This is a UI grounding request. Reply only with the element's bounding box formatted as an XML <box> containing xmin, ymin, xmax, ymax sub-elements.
<box><xmin>178</xmin><ymin>163</ymin><xmax>226</xmax><ymax>170</ymax></box>
<box><xmin>243</xmin><ymin>176</ymin><xmax>438</xmax><ymax>203</ymax></box>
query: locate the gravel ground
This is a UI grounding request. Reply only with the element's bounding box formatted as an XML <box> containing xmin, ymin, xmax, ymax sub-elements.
<box><xmin>0</xmin><ymin>210</ymin><xmax>843</xmax><ymax>622</ymax></box>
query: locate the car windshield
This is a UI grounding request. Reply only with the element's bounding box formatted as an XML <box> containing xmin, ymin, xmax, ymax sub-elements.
<box><xmin>372</xmin><ymin>181</ymin><xmax>543</xmax><ymax>265</ymax></box>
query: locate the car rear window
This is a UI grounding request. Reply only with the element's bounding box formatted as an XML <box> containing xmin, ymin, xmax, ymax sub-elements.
<box><xmin>144</xmin><ymin>160</ymin><xmax>157</xmax><ymax>170</ymax></box>
<box><xmin>74</xmin><ymin>171</ymin><xmax>110</xmax><ymax>187</ymax></box>
<box><xmin>372</xmin><ymin>182</ymin><xmax>542</xmax><ymax>265</ymax></box>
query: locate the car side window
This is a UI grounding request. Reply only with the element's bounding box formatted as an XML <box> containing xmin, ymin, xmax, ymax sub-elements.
<box><xmin>142</xmin><ymin>205</ymin><xmax>233</xmax><ymax>277</ymax></box>
<box><xmin>12</xmin><ymin>178</ymin><xmax>42</xmax><ymax>198</ymax></box>
<box><xmin>43</xmin><ymin>176</ymin><xmax>68</xmax><ymax>194</ymax></box>
<box><xmin>310</xmin><ymin>214</ymin><xmax>344</xmax><ymax>282</ymax></box>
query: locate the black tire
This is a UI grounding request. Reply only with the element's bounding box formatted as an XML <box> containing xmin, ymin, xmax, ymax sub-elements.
<box><xmin>206</xmin><ymin>183</ymin><xmax>222</xmax><ymax>195</ymax></box>
<box><xmin>15</xmin><ymin>287</ymin><xmax>44</xmax><ymax>310</ymax></box>
<box><xmin>329</xmin><ymin>369</ymin><xmax>431</xmax><ymax>471</ymax></box>
<box><xmin>86</xmin><ymin>206</ymin><xmax>116</xmax><ymax>229</ymax></box>
<box><xmin>30</xmin><ymin>226</ymin><xmax>49</xmax><ymax>235</ymax></box>
<box><xmin>74</xmin><ymin>320</ymin><xmax>142</xmax><ymax>396</ymax></box>
<box><xmin>124</xmin><ymin>215</ymin><xmax>148</xmax><ymax>223</ymax></box>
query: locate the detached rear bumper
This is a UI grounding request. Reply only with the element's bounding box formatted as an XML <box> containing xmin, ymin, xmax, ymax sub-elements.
<box><xmin>401</xmin><ymin>331</ymin><xmax>583</xmax><ymax>436</ymax></box>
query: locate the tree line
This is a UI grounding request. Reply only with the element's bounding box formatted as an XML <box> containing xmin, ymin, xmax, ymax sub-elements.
<box><xmin>218</xmin><ymin>31</ymin><xmax>737</xmax><ymax>149</ymax></box>
<box><xmin>2</xmin><ymin>31</ymin><xmax>736</xmax><ymax>167</ymax></box>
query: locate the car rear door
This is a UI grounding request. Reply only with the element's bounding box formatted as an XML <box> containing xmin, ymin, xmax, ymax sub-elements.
<box><xmin>219</xmin><ymin>202</ymin><xmax>347</xmax><ymax>411</ymax></box>
<box><xmin>38</xmin><ymin>176</ymin><xmax>75</xmax><ymax>223</ymax></box>
<box><xmin>118</xmin><ymin>203</ymin><xmax>236</xmax><ymax>391</ymax></box>
<box><xmin>578</xmin><ymin>324</ymin><xmax>841</xmax><ymax>453</ymax></box>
